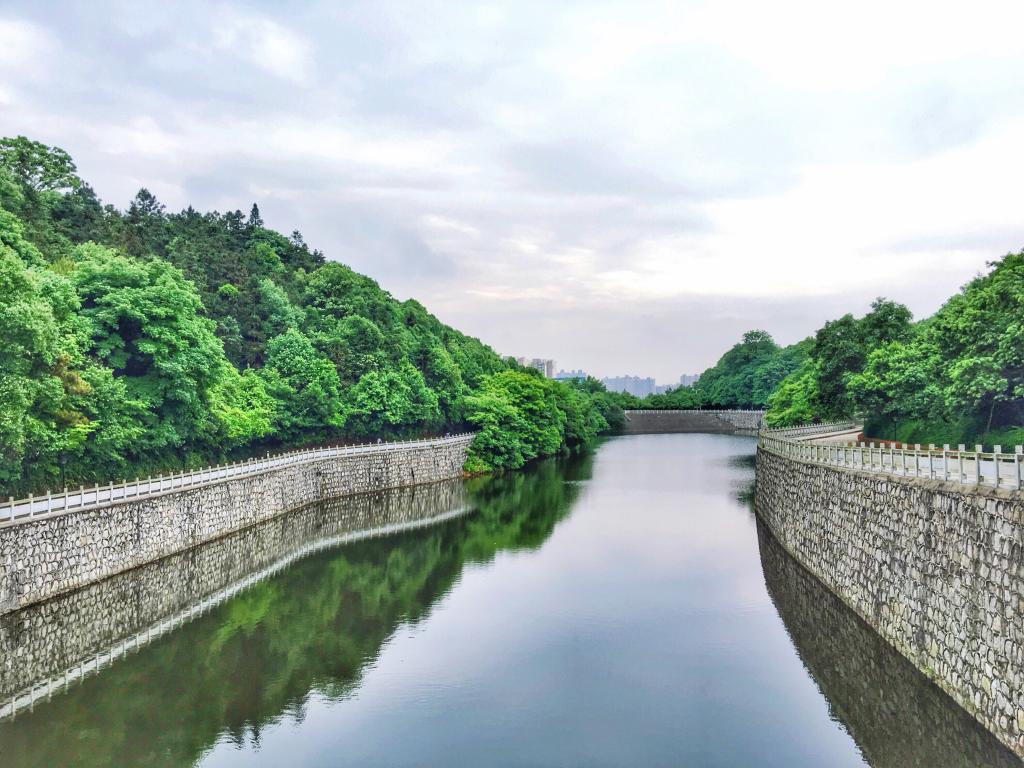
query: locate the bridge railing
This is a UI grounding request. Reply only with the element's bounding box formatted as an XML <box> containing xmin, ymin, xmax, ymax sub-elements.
<box><xmin>1</xmin><ymin>434</ymin><xmax>475</xmax><ymax>527</ymax></box>
<box><xmin>759</xmin><ymin>426</ymin><xmax>1024</xmax><ymax>490</ymax></box>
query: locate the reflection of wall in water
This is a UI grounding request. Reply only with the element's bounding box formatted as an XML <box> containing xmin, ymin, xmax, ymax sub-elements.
<box><xmin>757</xmin><ymin>521</ymin><xmax>1021</xmax><ymax>768</ymax></box>
<box><xmin>0</xmin><ymin>456</ymin><xmax>586</xmax><ymax>768</ymax></box>
<box><xmin>0</xmin><ymin>480</ymin><xmax>469</xmax><ymax>710</ymax></box>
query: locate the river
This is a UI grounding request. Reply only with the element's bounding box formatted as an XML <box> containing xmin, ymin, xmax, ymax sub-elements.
<box><xmin>0</xmin><ymin>433</ymin><xmax>1019</xmax><ymax>767</ymax></box>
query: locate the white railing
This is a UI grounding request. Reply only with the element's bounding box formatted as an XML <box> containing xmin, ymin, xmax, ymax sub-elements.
<box><xmin>760</xmin><ymin>425</ymin><xmax>1024</xmax><ymax>490</ymax></box>
<box><xmin>763</xmin><ymin>421</ymin><xmax>858</xmax><ymax>439</ymax></box>
<box><xmin>625</xmin><ymin>409</ymin><xmax>765</xmax><ymax>414</ymax></box>
<box><xmin>1</xmin><ymin>434</ymin><xmax>475</xmax><ymax>527</ymax></box>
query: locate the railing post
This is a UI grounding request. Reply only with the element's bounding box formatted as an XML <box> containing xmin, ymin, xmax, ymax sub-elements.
<box><xmin>994</xmin><ymin>446</ymin><xmax>1001</xmax><ymax>487</ymax></box>
<box><xmin>975</xmin><ymin>446</ymin><xmax>982</xmax><ymax>484</ymax></box>
<box><xmin>9</xmin><ymin>497</ymin><xmax>14</xmax><ymax>523</ymax></box>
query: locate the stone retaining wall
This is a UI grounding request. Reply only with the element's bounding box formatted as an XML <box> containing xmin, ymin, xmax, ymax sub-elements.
<box><xmin>756</xmin><ymin>442</ymin><xmax>1024</xmax><ymax>759</ymax></box>
<box><xmin>0</xmin><ymin>435</ymin><xmax>473</xmax><ymax>614</ymax></box>
<box><xmin>622</xmin><ymin>409</ymin><xmax>764</xmax><ymax>435</ymax></box>
<box><xmin>758</xmin><ymin>519</ymin><xmax>1021</xmax><ymax>767</ymax></box>
<box><xmin>0</xmin><ymin>479</ymin><xmax>469</xmax><ymax>710</ymax></box>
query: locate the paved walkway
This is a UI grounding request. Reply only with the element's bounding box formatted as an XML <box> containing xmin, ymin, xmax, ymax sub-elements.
<box><xmin>802</xmin><ymin>427</ymin><xmax>863</xmax><ymax>445</ymax></box>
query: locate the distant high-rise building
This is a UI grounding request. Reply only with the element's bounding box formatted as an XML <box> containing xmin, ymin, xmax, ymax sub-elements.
<box><xmin>555</xmin><ymin>369</ymin><xmax>588</xmax><ymax>381</ymax></box>
<box><xmin>678</xmin><ymin>373</ymin><xmax>701</xmax><ymax>388</ymax></box>
<box><xmin>510</xmin><ymin>356</ymin><xmax>556</xmax><ymax>377</ymax></box>
<box><xmin>601</xmin><ymin>375</ymin><xmax>658</xmax><ymax>397</ymax></box>
<box><xmin>522</xmin><ymin>358</ymin><xmax>555</xmax><ymax>377</ymax></box>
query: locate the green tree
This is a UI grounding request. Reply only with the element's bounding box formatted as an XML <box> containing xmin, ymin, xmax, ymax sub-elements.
<box><xmin>71</xmin><ymin>243</ymin><xmax>230</xmax><ymax>456</ymax></box>
<box><xmin>0</xmin><ymin>136</ymin><xmax>80</xmax><ymax>194</ymax></box>
<box><xmin>927</xmin><ymin>254</ymin><xmax>1024</xmax><ymax>431</ymax></box>
<box><xmin>317</xmin><ymin>315</ymin><xmax>387</xmax><ymax>384</ymax></box>
<box><xmin>260</xmin><ymin>328</ymin><xmax>343</xmax><ymax>441</ymax></box>
<box><xmin>811</xmin><ymin>298</ymin><xmax>912</xmax><ymax>420</ymax></box>
<box><xmin>0</xmin><ymin>211</ymin><xmax>99</xmax><ymax>489</ymax></box>
<box><xmin>465</xmin><ymin>371</ymin><xmax>567</xmax><ymax>471</ymax></box>
<box><xmin>0</xmin><ymin>133</ymin><xmax>620</xmax><ymax>491</ymax></box>
<box><xmin>0</xmin><ymin>136</ymin><xmax>83</xmax><ymax>258</ymax></box>
<box><xmin>122</xmin><ymin>188</ymin><xmax>167</xmax><ymax>258</ymax></box>
<box><xmin>343</xmin><ymin>363</ymin><xmax>441</xmax><ymax>437</ymax></box>
<box><xmin>765</xmin><ymin>360</ymin><xmax>818</xmax><ymax>427</ymax></box>
<box><xmin>209</xmin><ymin>367</ymin><xmax>276</xmax><ymax>448</ymax></box>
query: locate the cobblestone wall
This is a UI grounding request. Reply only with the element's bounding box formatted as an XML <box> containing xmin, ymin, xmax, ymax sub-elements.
<box><xmin>622</xmin><ymin>410</ymin><xmax>764</xmax><ymax>435</ymax></box>
<box><xmin>0</xmin><ymin>480</ymin><xmax>468</xmax><ymax>708</ymax></box>
<box><xmin>758</xmin><ymin>519</ymin><xmax>1022</xmax><ymax>767</ymax></box>
<box><xmin>0</xmin><ymin>436</ymin><xmax>473</xmax><ymax>614</ymax></box>
<box><xmin>756</xmin><ymin>444</ymin><xmax>1024</xmax><ymax>759</ymax></box>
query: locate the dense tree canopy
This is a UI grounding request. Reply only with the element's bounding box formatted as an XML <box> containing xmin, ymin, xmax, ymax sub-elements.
<box><xmin>761</xmin><ymin>264</ymin><xmax>1024</xmax><ymax>445</ymax></box>
<box><xmin>0</xmin><ymin>136</ymin><xmax>618</xmax><ymax>494</ymax></box>
<box><xmin>634</xmin><ymin>263</ymin><xmax>1024</xmax><ymax>448</ymax></box>
<box><xmin>639</xmin><ymin>330</ymin><xmax>809</xmax><ymax>412</ymax></box>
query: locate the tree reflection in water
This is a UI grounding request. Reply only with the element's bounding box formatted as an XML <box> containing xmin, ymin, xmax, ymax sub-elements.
<box><xmin>0</xmin><ymin>453</ymin><xmax>592</xmax><ymax>768</ymax></box>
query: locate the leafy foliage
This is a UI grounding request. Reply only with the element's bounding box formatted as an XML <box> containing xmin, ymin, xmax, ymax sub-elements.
<box><xmin>639</xmin><ymin>331</ymin><xmax>809</xmax><ymax>411</ymax></box>
<box><xmin>0</xmin><ymin>136</ymin><xmax>615</xmax><ymax>493</ymax></box>
<box><xmin>763</xmin><ymin>260</ymin><xmax>1024</xmax><ymax>443</ymax></box>
<box><xmin>633</xmin><ymin>263</ymin><xmax>1022</xmax><ymax>447</ymax></box>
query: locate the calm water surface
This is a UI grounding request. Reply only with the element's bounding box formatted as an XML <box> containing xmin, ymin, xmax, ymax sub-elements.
<box><xmin>0</xmin><ymin>434</ymin><xmax>1019</xmax><ymax>767</ymax></box>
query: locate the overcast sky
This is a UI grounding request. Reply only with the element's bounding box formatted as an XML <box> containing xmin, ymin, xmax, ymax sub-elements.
<box><xmin>2</xmin><ymin>1</ymin><xmax>1023</xmax><ymax>381</ymax></box>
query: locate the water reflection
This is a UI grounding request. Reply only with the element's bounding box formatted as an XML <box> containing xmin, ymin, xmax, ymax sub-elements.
<box><xmin>0</xmin><ymin>457</ymin><xmax>589</xmax><ymax>768</ymax></box>
<box><xmin>757</xmin><ymin>515</ymin><xmax>1021</xmax><ymax>767</ymax></box>
<box><xmin>0</xmin><ymin>479</ymin><xmax>473</xmax><ymax>709</ymax></box>
<box><xmin>0</xmin><ymin>437</ymin><xmax>1019</xmax><ymax>767</ymax></box>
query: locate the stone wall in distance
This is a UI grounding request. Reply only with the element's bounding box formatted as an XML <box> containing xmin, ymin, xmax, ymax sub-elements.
<box><xmin>622</xmin><ymin>410</ymin><xmax>764</xmax><ymax>435</ymax></box>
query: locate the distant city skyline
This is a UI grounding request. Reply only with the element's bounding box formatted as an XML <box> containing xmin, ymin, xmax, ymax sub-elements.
<box><xmin>526</xmin><ymin>360</ymin><xmax>694</xmax><ymax>391</ymax></box>
<box><xmin>601</xmin><ymin>375</ymin><xmax>672</xmax><ymax>398</ymax></box>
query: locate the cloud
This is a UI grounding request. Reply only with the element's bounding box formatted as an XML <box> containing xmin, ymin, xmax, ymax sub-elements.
<box><xmin>0</xmin><ymin>18</ymin><xmax>53</xmax><ymax>66</ymax></box>
<box><xmin>211</xmin><ymin>10</ymin><xmax>314</xmax><ymax>84</ymax></box>
<box><xmin>503</xmin><ymin>139</ymin><xmax>690</xmax><ymax>197</ymax></box>
<box><xmin>2</xmin><ymin>0</ymin><xmax>1024</xmax><ymax>381</ymax></box>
